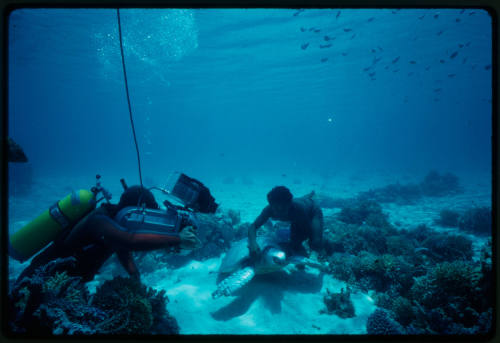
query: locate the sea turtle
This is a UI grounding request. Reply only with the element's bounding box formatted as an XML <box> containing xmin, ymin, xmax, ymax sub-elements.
<box><xmin>212</xmin><ymin>234</ymin><xmax>327</xmax><ymax>298</ymax></box>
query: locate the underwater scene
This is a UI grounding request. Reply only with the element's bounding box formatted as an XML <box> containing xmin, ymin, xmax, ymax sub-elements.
<box><xmin>7</xmin><ymin>8</ymin><xmax>493</xmax><ymax>336</ymax></box>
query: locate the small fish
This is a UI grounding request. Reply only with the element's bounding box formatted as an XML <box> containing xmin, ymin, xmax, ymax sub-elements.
<box><xmin>450</xmin><ymin>51</ymin><xmax>458</xmax><ymax>59</ymax></box>
<box><xmin>418</xmin><ymin>15</ymin><xmax>425</xmax><ymax>20</ymax></box>
<box><xmin>456</xmin><ymin>18</ymin><xmax>461</xmax><ymax>23</ymax></box>
<box><xmin>462</xmin><ymin>57</ymin><xmax>467</xmax><ymax>64</ymax></box>
<box><xmin>393</xmin><ymin>69</ymin><xmax>400</xmax><ymax>73</ymax></box>
<box><xmin>314</xmin><ymin>29</ymin><xmax>321</xmax><ymax>33</ymax></box>
<box><xmin>293</xmin><ymin>9</ymin><xmax>305</xmax><ymax>16</ymax></box>
<box><xmin>409</xmin><ymin>60</ymin><xmax>416</xmax><ymax>64</ymax></box>
<box><xmin>434</xmin><ymin>13</ymin><xmax>439</xmax><ymax>19</ymax></box>
<box><xmin>341</xmin><ymin>52</ymin><xmax>348</xmax><ymax>56</ymax></box>
<box><xmin>433</xmin><ymin>88</ymin><xmax>442</xmax><ymax>92</ymax></box>
<box><xmin>392</xmin><ymin>10</ymin><xmax>397</xmax><ymax>14</ymax></box>
<box><xmin>309</xmin><ymin>27</ymin><xmax>316</xmax><ymax>32</ymax></box>
<box><xmin>371</xmin><ymin>49</ymin><xmax>377</xmax><ymax>53</ymax></box>
<box><xmin>370</xmin><ymin>77</ymin><xmax>376</xmax><ymax>81</ymax></box>
<box><xmin>469</xmin><ymin>11</ymin><xmax>476</xmax><ymax>16</ymax></box>
<box><xmin>458</xmin><ymin>43</ymin><xmax>464</xmax><ymax>48</ymax></box>
<box><xmin>425</xmin><ymin>66</ymin><xmax>431</xmax><ymax>71</ymax></box>
<box><xmin>440</xmin><ymin>59</ymin><xmax>445</xmax><ymax>64</ymax></box>
<box><xmin>436</xmin><ymin>30</ymin><xmax>444</xmax><ymax>36</ymax></box>
<box><xmin>324</xmin><ymin>35</ymin><xmax>331</xmax><ymax>41</ymax></box>
<box><xmin>320</xmin><ymin>44</ymin><xmax>332</xmax><ymax>49</ymax></box>
<box><xmin>465</xmin><ymin>41</ymin><xmax>471</xmax><ymax>47</ymax></box>
<box><xmin>301</xmin><ymin>43</ymin><xmax>309</xmax><ymax>50</ymax></box>
<box><xmin>392</xmin><ymin>56</ymin><xmax>400</xmax><ymax>64</ymax></box>
<box><xmin>378</xmin><ymin>46</ymin><xmax>383</xmax><ymax>52</ymax></box>
<box><xmin>367</xmin><ymin>17</ymin><xmax>375</xmax><ymax>22</ymax></box>
<box><xmin>485</xmin><ymin>64</ymin><xmax>492</xmax><ymax>70</ymax></box>
<box><xmin>459</xmin><ymin>9</ymin><xmax>465</xmax><ymax>14</ymax></box>
<box><xmin>408</xmin><ymin>72</ymin><xmax>414</xmax><ymax>76</ymax></box>
<box><xmin>448</xmin><ymin>73</ymin><xmax>456</xmax><ymax>78</ymax></box>
<box><xmin>300</xmin><ymin>27</ymin><xmax>307</xmax><ymax>32</ymax></box>
<box><xmin>336</xmin><ymin>11</ymin><xmax>341</xmax><ymax>19</ymax></box>
<box><xmin>363</xmin><ymin>66</ymin><xmax>371</xmax><ymax>71</ymax></box>
<box><xmin>433</xmin><ymin>98</ymin><xmax>440</xmax><ymax>102</ymax></box>
<box><xmin>320</xmin><ymin>58</ymin><xmax>328</xmax><ymax>63</ymax></box>
<box><xmin>369</xmin><ymin>72</ymin><xmax>376</xmax><ymax>77</ymax></box>
<box><xmin>384</xmin><ymin>65</ymin><xmax>389</xmax><ymax>70</ymax></box>
<box><xmin>373</xmin><ymin>57</ymin><xmax>381</xmax><ymax>64</ymax></box>
<box><xmin>344</xmin><ymin>28</ymin><xmax>352</xmax><ymax>32</ymax></box>
<box><xmin>350</xmin><ymin>34</ymin><xmax>356</xmax><ymax>39</ymax></box>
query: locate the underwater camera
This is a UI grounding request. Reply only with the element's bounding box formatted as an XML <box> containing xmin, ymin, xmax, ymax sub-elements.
<box><xmin>163</xmin><ymin>173</ymin><xmax>218</xmax><ymax>214</ymax></box>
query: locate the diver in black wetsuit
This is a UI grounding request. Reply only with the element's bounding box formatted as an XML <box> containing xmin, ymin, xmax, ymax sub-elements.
<box><xmin>15</xmin><ymin>186</ymin><xmax>200</xmax><ymax>284</ymax></box>
<box><xmin>247</xmin><ymin>186</ymin><xmax>323</xmax><ymax>258</ymax></box>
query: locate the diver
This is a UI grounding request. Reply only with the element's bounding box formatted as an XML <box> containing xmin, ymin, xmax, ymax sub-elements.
<box><xmin>14</xmin><ymin>185</ymin><xmax>201</xmax><ymax>284</ymax></box>
<box><xmin>247</xmin><ymin>186</ymin><xmax>323</xmax><ymax>258</ymax></box>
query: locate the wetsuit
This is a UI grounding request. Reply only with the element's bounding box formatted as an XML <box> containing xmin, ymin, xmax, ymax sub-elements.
<box><xmin>15</xmin><ymin>203</ymin><xmax>182</xmax><ymax>284</ymax></box>
<box><xmin>252</xmin><ymin>195</ymin><xmax>323</xmax><ymax>255</ymax></box>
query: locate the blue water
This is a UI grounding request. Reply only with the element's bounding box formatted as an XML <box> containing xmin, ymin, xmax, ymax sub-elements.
<box><xmin>9</xmin><ymin>8</ymin><xmax>492</xmax><ymax>182</ymax></box>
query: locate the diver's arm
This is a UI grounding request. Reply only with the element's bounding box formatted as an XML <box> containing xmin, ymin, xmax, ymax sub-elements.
<box><xmin>248</xmin><ymin>206</ymin><xmax>272</xmax><ymax>253</ymax></box>
<box><xmin>63</xmin><ymin>210</ymin><xmax>104</xmax><ymax>249</ymax></box>
<box><xmin>117</xmin><ymin>250</ymin><xmax>140</xmax><ymax>279</ymax></box>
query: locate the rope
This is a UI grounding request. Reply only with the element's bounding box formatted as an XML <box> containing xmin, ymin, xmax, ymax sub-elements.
<box><xmin>116</xmin><ymin>9</ymin><xmax>143</xmax><ymax>190</ymax></box>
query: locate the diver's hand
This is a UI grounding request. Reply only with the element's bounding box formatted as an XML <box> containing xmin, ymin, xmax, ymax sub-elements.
<box><xmin>283</xmin><ymin>263</ymin><xmax>298</xmax><ymax>275</ymax></box>
<box><xmin>248</xmin><ymin>241</ymin><xmax>261</xmax><ymax>259</ymax></box>
<box><xmin>179</xmin><ymin>226</ymin><xmax>202</xmax><ymax>250</ymax></box>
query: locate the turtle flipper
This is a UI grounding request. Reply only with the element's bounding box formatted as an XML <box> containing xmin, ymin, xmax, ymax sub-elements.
<box><xmin>212</xmin><ymin>266</ymin><xmax>256</xmax><ymax>298</ymax></box>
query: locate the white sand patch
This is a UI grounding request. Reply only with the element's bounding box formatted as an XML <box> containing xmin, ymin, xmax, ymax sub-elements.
<box><xmin>143</xmin><ymin>254</ymin><xmax>376</xmax><ymax>334</ymax></box>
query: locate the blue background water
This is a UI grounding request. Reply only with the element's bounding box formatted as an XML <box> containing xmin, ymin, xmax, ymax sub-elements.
<box><xmin>8</xmin><ymin>8</ymin><xmax>492</xmax><ymax>188</ymax></box>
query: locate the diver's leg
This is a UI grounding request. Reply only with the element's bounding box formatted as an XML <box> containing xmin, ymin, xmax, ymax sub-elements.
<box><xmin>14</xmin><ymin>243</ymin><xmax>60</xmax><ymax>284</ymax></box>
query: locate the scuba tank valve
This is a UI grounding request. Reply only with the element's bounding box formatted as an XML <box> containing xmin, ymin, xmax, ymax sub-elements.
<box><xmin>91</xmin><ymin>174</ymin><xmax>112</xmax><ymax>204</ymax></box>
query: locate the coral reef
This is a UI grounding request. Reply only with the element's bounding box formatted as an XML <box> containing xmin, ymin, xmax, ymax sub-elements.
<box><xmin>419</xmin><ymin>170</ymin><xmax>462</xmax><ymax>197</ymax></box>
<box><xmin>92</xmin><ymin>276</ymin><xmax>178</xmax><ymax>334</ymax></box>
<box><xmin>421</xmin><ymin>233</ymin><xmax>473</xmax><ymax>262</ymax></box>
<box><xmin>323</xmin><ymin>215</ymin><xmax>397</xmax><ymax>256</ymax></box>
<box><xmin>9</xmin><ymin>257</ymin><xmax>104</xmax><ymax>335</ymax></box>
<box><xmin>225</xmin><ymin>209</ymin><xmax>241</xmax><ymax>226</ymax></box>
<box><xmin>458</xmin><ymin>207</ymin><xmax>492</xmax><ymax>236</ymax></box>
<box><xmin>187</xmin><ymin>212</ymin><xmax>236</xmax><ymax>261</ymax></box>
<box><xmin>366</xmin><ymin>308</ymin><xmax>405</xmax><ymax>335</ymax></box>
<box><xmin>358</xmin><ymin>182</ymin><xmax>423</xmax><ymax>205</ymax></box>
<box><xmin>434</xmin><ymin>209</ymin><xmax>460</xmax><ymax>227</ymax></box>
<box><xmin>322</xmin><ymin>208</ymin><xmax>492</xmax><ymax>335</ymax></box>
<box><xmin>375</xmin><ymin>295</ymin><xmax>416</xmax><ymax>327</ymax></box>
<box><xmin>9</xmin><ymin>258</ymin><xmax>179</xmax><ymax>335</ymax></box>
<box><xmin>338</xmin><ymin>199</ymin><xmax>390</xmax><ymax>228</ymax></box>
<box><xmin>321</xmin><ymin>287</ymin><xmax>355</xmax><ymax>318</ymax></box>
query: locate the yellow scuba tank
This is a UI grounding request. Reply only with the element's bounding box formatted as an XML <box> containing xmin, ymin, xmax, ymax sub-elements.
<box><xmin>9</xmin><ymin>189</ymin><xmax>97</xmax><ymax>262</ymax></box>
